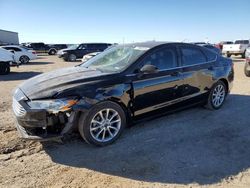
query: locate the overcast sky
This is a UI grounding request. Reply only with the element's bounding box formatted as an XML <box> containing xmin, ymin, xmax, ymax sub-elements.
<box><xmin>0</xmin><ymin>0</ymin><xmax>249</xmax><ymax>44</ymax></box>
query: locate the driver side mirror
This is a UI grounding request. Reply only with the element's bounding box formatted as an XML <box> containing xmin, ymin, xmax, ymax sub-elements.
<box><xmin>140</xmin><ymin>64</ymin><xmax>158</xmax><ymax>74</ymax></box>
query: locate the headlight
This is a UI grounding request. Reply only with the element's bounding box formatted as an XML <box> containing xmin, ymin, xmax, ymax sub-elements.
<box><xmin>27</xmin><ymin>98</ymin><xmax>78</xmax><ymax>112</ymax></box>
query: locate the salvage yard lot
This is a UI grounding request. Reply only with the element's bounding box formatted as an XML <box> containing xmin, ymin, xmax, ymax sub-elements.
<box><xmin>0</xmin><ymin>55</ymin><xmax>250</xmax><ymax>187</ymax></box>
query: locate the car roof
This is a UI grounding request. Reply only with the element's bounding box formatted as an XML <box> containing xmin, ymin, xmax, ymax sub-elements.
<box><xmin>121</xmin><ymin>41</ymin><xmax>168</xmax><ymax>48</ymax></box>
<box><xmin>2</xmin><ymin>45</ymin><xmax>21</xmax><ymax>48</ymax></box>
<box><xmin>80</xmin><ymin>43</ymin><xmax>111</xmax><ymax>45</ymax></box>
<box><xmin>117</xmin><ymin>41</ymin><xmax>199</xmax><ymax>50</ymax></box>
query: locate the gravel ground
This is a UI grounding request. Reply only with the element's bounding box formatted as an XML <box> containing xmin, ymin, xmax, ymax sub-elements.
<box><xmin>0</xmin><ymin>55</ymin><xmax>250</xmax><ymax>188</ymax></box>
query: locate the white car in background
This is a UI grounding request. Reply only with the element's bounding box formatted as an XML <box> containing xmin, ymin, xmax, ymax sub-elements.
<box><xmin>1</xmin><ymin>45</ymin><xmax>37</xmax><ymax>64</ymax></box>
<box><xmin>82</xmin><ymin>52</ymin><xmax>100</xmax><ymax>62</ymax></box>
<box><xmin>0</xmin><ymin>47</ymin><xmax>15</xmax><ymax>75</ymax></box>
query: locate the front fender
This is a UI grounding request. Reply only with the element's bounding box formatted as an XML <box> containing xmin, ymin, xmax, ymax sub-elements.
<box><xmin>72</xmin><ymin>83</ymin><xmax>133</xmax><ymax>114</ymax></box>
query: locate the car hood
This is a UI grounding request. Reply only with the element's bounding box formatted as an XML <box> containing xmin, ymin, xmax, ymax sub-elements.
<box><xmin>19</xmin><ymin>66</ymin><xmax>107</xmax><ymax>100</ymax></box>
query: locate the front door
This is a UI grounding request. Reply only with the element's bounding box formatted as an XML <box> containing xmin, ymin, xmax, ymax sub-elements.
<box><xmin>75</xmin><ymin>44</ymin><xmax>88</xmax><ymax>58</ymax></box>
<box><xmin>131</xmin><ymin>46</ymin><xmax>184</xmax><ymax>116</ymax></box>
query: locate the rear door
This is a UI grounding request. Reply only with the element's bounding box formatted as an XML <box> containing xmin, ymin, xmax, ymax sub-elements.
<box><xmin>131</xmin><ymin>45</ymin><xmax>184</xmax><ymax>116</ymax></box>
<box><xmin>179</xmin><ymin>44</ymin><xmax>214</xmax><ymax>98</ymax></box>
<box><xmin>11</xmin><ymin>47</ymin><xmax>22</xmax><ymax>61</ymax></box>
<box><xmin>3</xmin><ymin>47</ymin><xmax>22</xmax><ymax>62</ymax></box>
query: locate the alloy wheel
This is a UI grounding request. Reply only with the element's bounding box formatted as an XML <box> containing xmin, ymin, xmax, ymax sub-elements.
<box><xmin>20</xmin><ymin>56</ymin><xmax>29</xmax><ymax>64</ymax></box>
<box><xmin>212</xmin><ymin>84</ymin><xmax>225</xmax><ymax>107</ymax></box>
<box><xmin>90</xmin><ymin>108</ymin><xmax>121</xmax><ymax>143</ymax></box>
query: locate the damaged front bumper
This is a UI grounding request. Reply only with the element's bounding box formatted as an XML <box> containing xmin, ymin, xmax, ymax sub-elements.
<box><xmin>12</xmin><ymin>90</ymin><xmax>79</xmax><ymax>140</ymax></box>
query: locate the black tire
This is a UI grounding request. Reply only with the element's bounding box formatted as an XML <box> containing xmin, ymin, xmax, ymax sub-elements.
<box><xmin>68</xmin><ymin>54</ymin><xmax>77</xmax><ymax>62</ymax></box>
<box><xmin>19</xmin><ymin>55</ymin><xmax>30</xmax><ymax>64</ymax></box>
<box><xmin>205</xmin><ymin>81</ymin><xmax>227</xmax><ymax>110</ymax></box>
<box><xmin>0</xmin><ymin>62</ymin><xmax>10</xmax><ymax>75</ymax></box>
<box><xmin>242</xmin><ymin>52</ymin><xmax>246</xmax><ymax>59</ymax></box>
<box><xmin>244</xmin><ymin>63</ymin><xmax>250</xmax><ymax>77</ymax></box>
<box><xmin>78</xmin><ymin>101</ymin><xmax>126</xmax><ymax>146</ymax></box>
<box><xmin>49</xmin><ymin>49</ymin><xmax>57</xmax><ymax>55</ymax></box>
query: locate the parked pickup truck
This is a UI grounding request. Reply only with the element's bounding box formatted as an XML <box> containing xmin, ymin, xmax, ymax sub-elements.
<box><xmin>22</xmin><ymin>43</ymin><xmax>68</xmax><ymax>55</ymax></box>
<box><xmin>222</xmin><ymin>40</ymin><xmax>250</xmax><ymax>58</ymax></box>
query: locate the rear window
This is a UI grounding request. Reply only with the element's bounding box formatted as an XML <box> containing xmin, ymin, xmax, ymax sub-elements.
<box><xmin>202</xmin><ymin>48</ymin><xmax>217</xmax><ymax>61</ymax></box>
<box><xmin>181</xmin><ymin>46</ymin><xmax>207</xmax><ymax>66</ymax></box>
<box><xmin>235</xmin><ymin>40</ymin><xmax>249</xmax><ymax>44</ymax></box>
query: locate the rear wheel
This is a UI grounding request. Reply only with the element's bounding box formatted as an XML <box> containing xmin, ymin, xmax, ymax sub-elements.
<box><xmin>49</xmin><ymin>49</ymin><xmax>56</xmax><ymax>55</ymax></box>
<box><xmin>205</xmin><ymin>81</ymin><xmax>227</xmax><ymax>110</ymax></box>
<box><xmin>244</xmin><ymin>63</ymin><xmax>250</xmax><ymax>77</ymax></box>
<box><xmin>242</xmin><ymin>51</ymin><xmax>246</xmax><ymax>59</ymax></box>
<box><xmin>19</xmin><ymin>55</ymin><xmax>30</xmax><ymax>64</ymax></box>
<box><xmin>78</xmin><ymin>101</ymin><xmax>126</xmax><ymax>146</ymax></box>
<box><xmin>0</xmin><ymin>62</ymin><xmax>10</xmax><ymax>75</ymax></box>
<box><xmin>68</xmin><ymin>54</ymin><xmax>77</xmax><ymax>62</ymax></box>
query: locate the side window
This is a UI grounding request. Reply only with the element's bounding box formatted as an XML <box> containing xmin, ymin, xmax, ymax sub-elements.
<box><xmin>202</xmin><ymin>48</ymin><xmax>217</xmax><ymax>61</ymax></box>
<box><xmin>78</xmin><ymin>44</ymin><xmax>87</xmax><ymax>49</ymax></box>
<box><xmin>13</xmin><ymin>47</ymin><xmax>21</xmax><ymax>52</ymax></box>
<box><xmin>33</xmin><ymin>44</ymin><xmax>42</xmax><ymax>48</ymax></box>
<box><xmin>87</xmin><ymin>44</ymin><xmax>98</xmax><ymax>50</ymax></box>
<box><xmin>99</xmin><ymin>44</ymin><xmax>108</xmax><ymax>50</ymax></box>
<box><xmin>181</xmin><ymin>47</ymin><xmax>206</xmax><ymax>66</ymax></box>
<box><xmin>36</xmin><ymin>43</ymin><xmax>44</xmax><ymax>48</ymax></box>
<box><xmin>3</xmin><ymin>47</ymin><xmax>11</xmax><ymax>50</ymax></box>
<box><xmin>141</xmin><ymin>47</ymin><xmax>177</xmax><ymax>70</ymax></box>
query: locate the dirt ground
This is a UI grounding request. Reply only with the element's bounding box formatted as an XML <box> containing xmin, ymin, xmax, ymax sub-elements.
<box><xmin>0</xmin><ymin>55</ymin><xmax>250</xmax><ymax>188</ymax></box>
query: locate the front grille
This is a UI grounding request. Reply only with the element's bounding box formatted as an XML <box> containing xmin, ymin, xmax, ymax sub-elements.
<box><xmin>12</xmin><ymin>98</ymin><xmax>26</xmax><ymax>117</ymax></box>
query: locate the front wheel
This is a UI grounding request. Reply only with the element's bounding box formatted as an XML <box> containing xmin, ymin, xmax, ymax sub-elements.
<box><xmin>0</xmin><ymin>62</ymin><xmax>10</xmax><ymax>75</ymax></box>
<box><xmin>242</xmin><ymin>52</ymin><xmax>246</xmax><ymax>59</ymax></box>
<box><xmin>205</xmin><ymin>81</ymin><xmax>227</xmax><ymax>110</ymax></box>
<box><xmin>68</xmin><ymin>54</ymin><xmax>77</xmax><ymax>62</ymax></box>
<box><xmin>78</xmin><ymin>101</ymin><xmax>126</xmax><ymax>146</ymax></box>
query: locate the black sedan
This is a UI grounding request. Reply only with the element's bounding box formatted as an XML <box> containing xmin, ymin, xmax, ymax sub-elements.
<box><xmin>12</xmin><ymin>42</ymin><xmax>234</xmax><ymax>146</ymax></box>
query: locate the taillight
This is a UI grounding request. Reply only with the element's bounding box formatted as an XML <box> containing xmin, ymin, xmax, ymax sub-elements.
<box><xmin>32</xmin><ymin>51</ymin><xmax>36</xmax><ymax>54</ymax></box>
